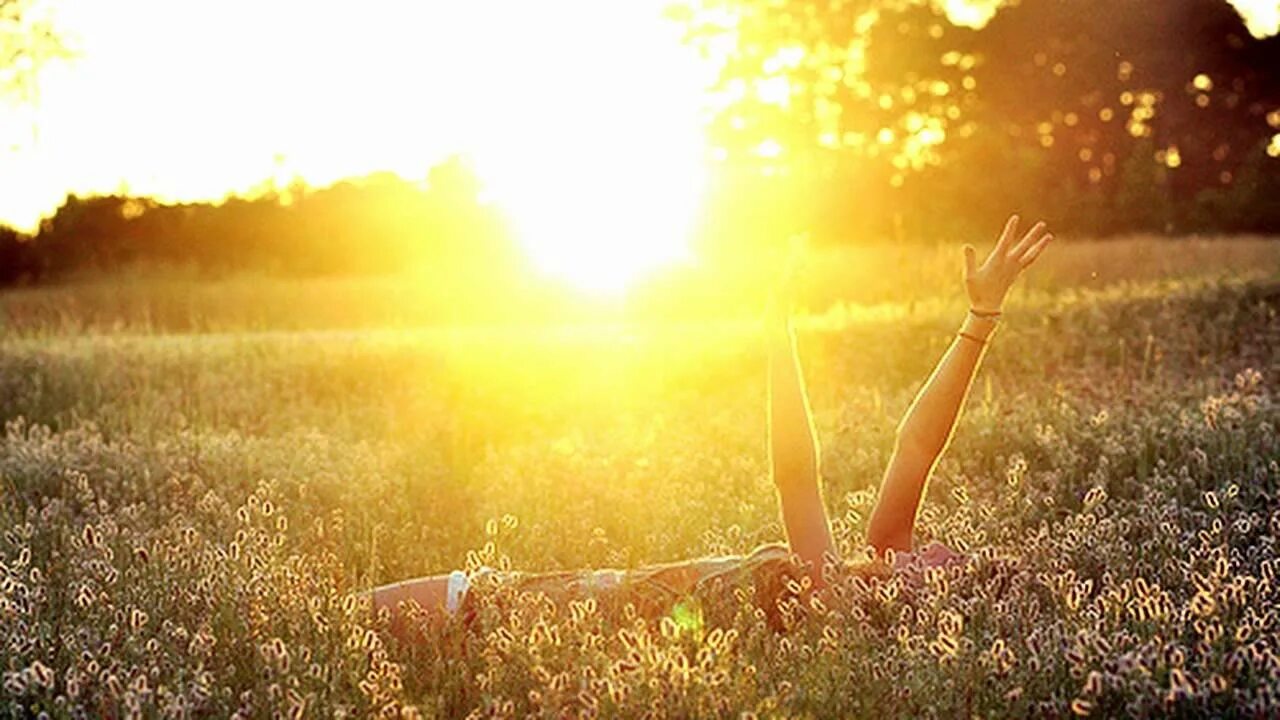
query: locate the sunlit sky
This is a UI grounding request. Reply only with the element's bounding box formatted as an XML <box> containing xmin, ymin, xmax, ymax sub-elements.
<box><xmin>0</xmin><ymin>0</ymin><xmax>1277</xmax><ymax>289</ymax></box>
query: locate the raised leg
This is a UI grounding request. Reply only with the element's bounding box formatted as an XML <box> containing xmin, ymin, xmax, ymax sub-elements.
<box><xmin>766</xmin><ymin>299</ymin><xmax>836</xmax><ymax>585</ymax></box>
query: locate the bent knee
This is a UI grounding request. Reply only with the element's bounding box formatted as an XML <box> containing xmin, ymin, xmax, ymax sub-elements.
<box><xmin>866</xmin><ymin>519</ymin><xmax>912</xmax><ymax>557</ymax></box>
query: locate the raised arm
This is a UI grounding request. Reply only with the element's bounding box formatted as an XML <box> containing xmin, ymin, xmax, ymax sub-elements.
<box><xmin>766</xmin><ymin>289</ymin><xmax>837</xmax><ymax>586</ymax></box>
<box><xmin>867</xmin><ymin>216</ymin><xmax>1052</xmax><ymax>554</ymax></box>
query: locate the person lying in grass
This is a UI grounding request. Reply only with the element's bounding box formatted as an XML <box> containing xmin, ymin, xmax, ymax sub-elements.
<box><xmin>372</xmin><ymin>215</ymin><xmax>1054</xmax><ymax>638</ymax></box>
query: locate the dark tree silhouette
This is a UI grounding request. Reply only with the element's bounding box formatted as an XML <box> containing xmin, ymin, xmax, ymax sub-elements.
<box><xmin>685</xmin><ymin>0</ymin><xmax>1280</xmax><ymax>244</ymax></box>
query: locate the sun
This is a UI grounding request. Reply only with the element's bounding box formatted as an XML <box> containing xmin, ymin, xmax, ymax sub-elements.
<box><xmin>475</xmin><ymin>130</ymin><xmax>708</xmax><ymax>294</ymax></box>
<box><xmin>463</xmin><ymin>3</ymin><xmax>713</xmax><ymax>294</ymax></box>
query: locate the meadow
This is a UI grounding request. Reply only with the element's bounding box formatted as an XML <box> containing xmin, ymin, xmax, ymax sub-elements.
<box><xmin>1</xmin><ymin>236</ymin><xmax>1279</xmax><ymax>718</ymax></box>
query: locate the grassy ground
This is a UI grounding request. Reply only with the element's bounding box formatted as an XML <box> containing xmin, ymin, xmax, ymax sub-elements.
<box><xmin>2</xmin><ymin>235</ymin><xmax>1276</xmax><ymax>333</ymax></box>
<box><xmin>1</xmin><ymin>237</ymin><xmax>1278</xmax><ymax>717</ymax></box>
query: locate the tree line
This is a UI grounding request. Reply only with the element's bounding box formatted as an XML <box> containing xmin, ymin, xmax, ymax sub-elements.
<box><xmin>0</xmin><ymin>160</ymin><xmax>522</xmax><ymax>285</ymax></box>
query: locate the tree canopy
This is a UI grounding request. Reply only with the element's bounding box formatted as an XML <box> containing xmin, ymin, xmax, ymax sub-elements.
<box><xmin>685</xmin><ymin>0</ymin><xmax>1280</xmax><ymax>250</ymax></box>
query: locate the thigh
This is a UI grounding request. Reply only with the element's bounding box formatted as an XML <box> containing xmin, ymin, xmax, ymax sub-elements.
<box><xmin>372</xmin><ymin>574</ymin><xmax>453</xmax><ymax>630</ymax></box>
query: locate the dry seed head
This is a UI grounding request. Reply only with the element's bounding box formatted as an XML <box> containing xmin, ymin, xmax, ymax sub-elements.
<box><xmin>1190</xmin><ymin>591</ymin><xmax>1216</xmax><ymax>617</ymax></box>
<box><xmin>931</xmin><ymin>634</ymin><xmax>959</xmax><ymax>658</ymax></box>
<box><xmin>1083</xmin><ymin>670</ymin><xmax>1103</xmax><ymax>695</ymax></box>
<box><xmin>1070</xmin><ymin>697</ymin><xmax>1094</xmax><ymax>716</ymax></box>
<box><xmin>4</xmin><ymin>672</ymin><xmax>27</xmax><ymax>696</ymax></box>
<box><xmin>1203</xmin><ymin>491</ymin><xmax>1220</xmax><ymax>510</ymax></box>
<box><xmin>28</xmin><ymin>660</ymin><xmax>54</xmax><ymax>690</ymax></box>
<box><xmin>1083</xmin><ymin>486</ymin><xmax>1106</xmax><ymax>508</ymax></box>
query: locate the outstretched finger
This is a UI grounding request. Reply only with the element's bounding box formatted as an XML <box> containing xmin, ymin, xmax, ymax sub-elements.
<box><xmin>963</xmin><ymin>244</ymin><xmax>978</xmax><ymax>278</ymax></box>
<box><xmin>993</xmin><ymin>214</ymin><xmax>1020</xmax><ymax>255</ymax></box>
<box><xmin>1007</xmin><ymin>220</ymin><xmax>1047</xmax><ymax>260</ymax></box>
<box><xmin>1018</xmin><ymin>234</ymin><xmax>1053</xmax><ymax>267</ymax></box>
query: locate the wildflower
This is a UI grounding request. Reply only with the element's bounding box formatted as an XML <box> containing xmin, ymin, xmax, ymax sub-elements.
<box><xmin>931</xmin><ymin>633</ymin><xmax>959</xmax><ymax>659</ymax></box>
<box><xmin>1190</xmin><ymin>591</ymin><xmax>1216</xmax><ymax>617</ymax></box>
<box><xmin>1169</xmin><ymin>667</ymin><xmax>1195</xmax><ymax>695</ymax></box>
<box><xmin>1070</xmin><ymin>697</ymin><xmax>1094</xmax><ymax>716</ymax></box>
<box><xmin>28</xmin><ymin>661</ymin><xmax>54</xmax><ymax>690</ymax></box>
<box><xmin>1083</xmin><ymin>486</ymin><xmax>1106</xmax><ymax>508</ymax></box>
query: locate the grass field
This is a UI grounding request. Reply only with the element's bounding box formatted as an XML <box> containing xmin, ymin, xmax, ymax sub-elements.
<box><xmin>1</xmin><ymin>237</ymin><xmax>1279</xmax><ymax>717</ymax></box>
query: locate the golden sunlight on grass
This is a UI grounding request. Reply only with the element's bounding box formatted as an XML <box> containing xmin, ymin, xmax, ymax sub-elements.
<box><xmin>3</xmin><ymin>246</ymin><xmax>1280</xmax><ymax>716</ymax></box>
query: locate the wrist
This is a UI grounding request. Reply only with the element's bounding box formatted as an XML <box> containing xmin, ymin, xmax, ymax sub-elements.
<box><xmin>965</xmin><ymin>287</ymin><xmax>1004</xmax><ymax>312</ymax></box>
<box><xmin>960</xmin><ymin>312</ymin><xmax>998</xmax><ymax>340</ymax></box>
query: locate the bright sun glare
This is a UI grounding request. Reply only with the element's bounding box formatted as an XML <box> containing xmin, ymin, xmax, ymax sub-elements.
<box><xmin>466</xmin><ymin>4</ymin><xmax>712</xmax><ymax>293</ymax></box>
<box><xmin>2</xmin><ymin>0</ymin><xmax>714</xmax><ymax>293</ymax></box>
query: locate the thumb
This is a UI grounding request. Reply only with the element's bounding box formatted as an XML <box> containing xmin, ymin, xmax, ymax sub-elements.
<box><xmin>963</xmin><ymin>244</ymin><xmax>978</xmax><ymax>278</ymax></box>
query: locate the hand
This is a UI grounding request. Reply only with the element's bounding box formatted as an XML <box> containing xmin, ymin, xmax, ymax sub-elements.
<box><xmin>963</xmin><ymin>215</ymin><xmax>1053</xmax><ymax>313</ymax></box>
